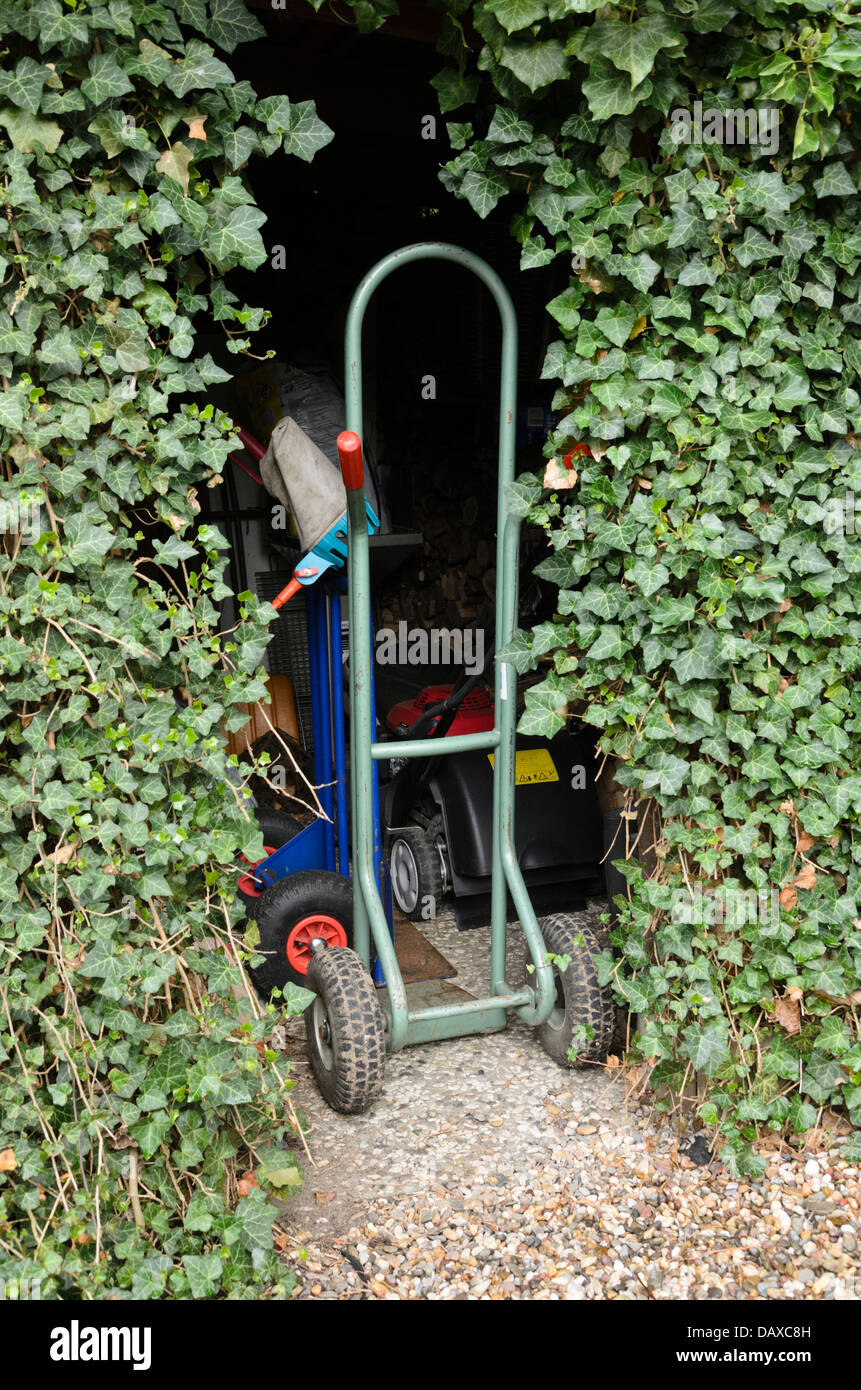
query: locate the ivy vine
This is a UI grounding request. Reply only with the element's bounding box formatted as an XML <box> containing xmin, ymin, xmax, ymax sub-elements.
<box><xmin>0</xmin><ymin>0</ymin><xmax>334</xmax><ymax>1297</ymax></box>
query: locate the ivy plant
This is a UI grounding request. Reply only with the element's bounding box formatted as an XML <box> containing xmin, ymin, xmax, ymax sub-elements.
<box><xmin>0</xmin><ymin>0</ymin><xmax>334</xmax><ymax>1297</ymax></box>
<box><xmin>334</xmin><ymin>0</ymin><xmax>861</xmax><ymax>1175</ymax></box>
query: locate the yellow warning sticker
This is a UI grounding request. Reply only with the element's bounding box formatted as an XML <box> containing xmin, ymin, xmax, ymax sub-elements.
<box><xmin>487</xmin><ymin>748</ymin><xmax>559</xmax><ymax>785</ymax></box>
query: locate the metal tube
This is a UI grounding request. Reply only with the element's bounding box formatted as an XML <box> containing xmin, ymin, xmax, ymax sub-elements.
<box><xmin>370</xmin><ymin>730</ymin><xmax>499</xmax><ymax>761</ymax></box>
<box><xmin>329</xmin><ymin>588</ymin><xmax>350</xmax><ymax>878</ymax></box>
<box><xmin>407</xmin><ymin>990</ymin><xmax>533</xmax><ymax>1024</ymax></box>
<box><xmin>344</xmin><ymin>483</ymin><xmax>408</xmax><ymax>1043</ymax></box>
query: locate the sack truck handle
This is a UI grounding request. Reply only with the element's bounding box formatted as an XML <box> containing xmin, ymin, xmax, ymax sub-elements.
<box><xmin>339</xmin><ymin>243</ymin><xmax>555</xmax><ymax>1052</ymax></box>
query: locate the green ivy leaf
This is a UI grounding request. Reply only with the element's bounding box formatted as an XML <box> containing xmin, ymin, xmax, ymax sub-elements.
<box><xmin>485</xmin><ymin>0</ymin><xmax>547</xmax><ymax>32</ymax></box>
<box><xmin>499</xmin><ymin>40</ymin><xmax>568</xmax><ymax>93</ymax></box>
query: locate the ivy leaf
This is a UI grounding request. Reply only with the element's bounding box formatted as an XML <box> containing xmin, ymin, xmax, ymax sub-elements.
<box><xmin>813</xmin><ymin>162</ymin><xmax>857</xmax><ymax>200</ymax></box>
<box><xmin>280</xmin><ymin>101</ymin><xmax>334</xmax><ymax>163</ymax></box>
<box><xmin>207</xmin><ymin>0</ymin><xmax>266</xmax><ymax>52</ymax></box>
<box><xmin>0</xmin><ymin>58</ymin><xmax>49</xmax><ymax>114</ymax></box>
<box><xmin>642</xmin><ymin>752</ymin><xmax>690</xmax><ymax>796</ymax></box>
<box><xmin>586</xmin><ymin>624</ymin><xmax>625</xmax><ymax>661</ymax></box>
<box><xmin>581</xmin><ymin>60</ymin><xmax>648</xmax><ymax>121</ymax></box>
<box><xmin>618</xmin><ymin>252</ymin><xmax>660</xmax><ymax>293</ymax></box>
<box><xmin>0</xmin><ymin>104</ymin><xmax>62</xmax><ymax>152</ymax></box>
<box><xmin>81</xmin><ymin>53</ymin><xmax>134</xmax><ymax>106</ymax></box>
<box><xmin>201</xmin><ymin>204</ymin><xmax>268</xmax><ymax>272</ymax></box>
<box><xmin>499</xmin><ymin>40</ymin><xmax>568</xmax><ymax>93</ymax></box>
<box><xmin>0</xmin><ymin>393</ymin><xmax>25</xmax><ymax>433</ymax></box>
<box><xmin>671</xmin><ymin>630</ymin><xmax>726</xmax><ymax>684</ymax></box>
<box><xmin>628</xmin><ymin>559</ymin><xmax>669</xmax><ymax>598</ymax></box>
<box><xmin>182</xmin><ymin>1253</ymin><xmax>224</xmax><ymax>1299</ymax></box>
<box><xmin>518</xmin><ymin>703</ymin><xmax>566</xmax><ymax>739</ymax></box>
<box><xmin>487</xmin><ymin>106</ymin><xmax>534</xmax><ymax>144</ymax></box>
<box><xmin>129</xmin><ymin>1111</ymin><xmax>173</xmax><ymax>1160</ymax></box>
<box><xmin>485</xmin><ymin>0</ymin><xmax>547</xmax><ymax>32</ymax></box>
<box><xmin>431</xmin><ymin>68</ymin><xmax>479</xmax><ymax>114</ymax></box>
<box><xmin>165</xmin><ymin>40</ymin><xmax>235</xmax><ymax>99</ymax></box>
<box><xmin>579</xmin><ymin>15</ymin><xmax>682</xmax><ymax>89</ymax></box>
<box><xmin>222</xmin><ymin>126</ymin><xmax>258</xmax><ymax>170</ymax></box>
<box><xmin>155</xmin><ymin>142</ymin><xmax>193</xmax><ymax>195</ymax></box>
<box><xmin>461</xmin><ymin>168</ymin><xmax>509</xmax><ymax>219</ymax></box>
<box><xmin>153</xmin><ymin>534</ymin><xmax>198</xmax><ymax>565</ymax></box>
<box><xmin>682</xmin><ymin>1020</ymin><xmax>731</xmax><ymax>1077</ymax></box>
<box><xmin>495</xmin><ymin>630</ymin><xmax>535</xmax><ymax>674</ymax></box>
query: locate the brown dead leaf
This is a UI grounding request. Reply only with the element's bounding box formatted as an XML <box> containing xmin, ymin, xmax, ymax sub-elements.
<box><xmin>797</xmin><ymin>832</ymin><xmax>816</xmax><ymax>853</ymax></box>
<box><xmin>778</xmin><ymin>798</ymin><xmax>795</xmax><ymax>817</ymax></box>
<box><xmin>787</xmin><ymin>985</ymin><xmax>803</xmax><ymax>1003</ymax></box>
<box><xmin>46</xmin><ymin>842</ymin><xmax>76</xmax><ymax>866</ymax></box>
<box><xmin>778</xmin><ymin>598</ymin><xmax>793</xmax><ymax>613</ymax></box>
<box><xmin>779</xmin><ymin>885</ymin><xmax>798</xmax><ymax>909</ymax></box>
<box><xmin>794</xmin><ymin>862</ymin><xmax>817</xmax><ymax>891</ymax></box>
<box><xmin>314</xmin><ymin>1191</ymin><xmax>336</xmax><ymax>1205</ymax></box>
<box><xmin>185</xmin><ymin>113</ymin><xmax>207</xmax><ymax>141</ymax></box>
<box><xmin>637</xmin><ymin>476</ymin><xmax>652</xmax><ymax>490</ymax></box>
<box><xmin>0</xmin><ymin>1148</ymin><xmax>17</xmax><ymax>1172</ymax></box>
<box><xmin>273</xmin><ymin>1230</ymin><xmax>289</xmax><ymax>1252</ymax></box>
<box><xmin>237</xmin><ymin>1169</ymin><xmax>258</xmax><ymax>1198</ymax></box>
<box><xmin>778</xmin><ymin>678</ymin><xmax>791</xmax><ymax>693</ymax></box>
<box><xmin>155</xmin><ymin>141</ymin><xmax>193</xmax><ymax>195</ymax></box>
<box><xmin>774</xmin><ymin>995</ymin><xmax>801</xmax><ymax>1035</ymax></box>
<box><xmin>543</xmin><ymin>457</ymin><xmax>578</xmax><ymax>490</ymax></box>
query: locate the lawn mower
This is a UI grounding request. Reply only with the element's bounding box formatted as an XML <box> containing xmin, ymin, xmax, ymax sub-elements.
<box><xmin>381</xmin><ymin>640</ymin><xmax>606</xmax><ymax>938</ymax></box>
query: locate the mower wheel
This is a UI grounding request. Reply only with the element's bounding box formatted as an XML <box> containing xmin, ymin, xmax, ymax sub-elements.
<box><xmin>237</xmin><ymin>808</ymin><xmax>301</xmax><ymax>911</ymax></box>
<box><xmin>247</xmin><ymin>870</ymin><xmax>353</xmax><ymax>995</ymax></box>
<box><xmin>533</xmin><ymin>914</ymin><xmax>616</xmax><ymax>1067</ymax></box>
<box><xmin>304</xmin><ymin>947</ymin><xmax>386</xmax><ymax>1114</ymax></box>
<box><xmin>389</xmin><ymin>825</ymin><xmax>444</xmax><ymax>921</ymax></box>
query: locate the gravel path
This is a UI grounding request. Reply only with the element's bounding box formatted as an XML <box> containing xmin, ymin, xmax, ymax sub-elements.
<box><xmin>275</xmin><ymin>904</ymin><xmax>861</xmax><ymax>1300</ymax></box>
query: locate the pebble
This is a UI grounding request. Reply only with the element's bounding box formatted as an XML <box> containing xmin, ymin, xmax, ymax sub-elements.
<box><xmin>271</xmin><ymin>904</ymin><xmax>861</xmax><ymax>1302</ymax></box>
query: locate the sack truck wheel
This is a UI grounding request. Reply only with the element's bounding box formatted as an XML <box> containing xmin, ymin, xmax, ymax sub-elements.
<box><xmin>389</xmin><ymin>825</ymin><xmax>443</xmax><ymax>921</ymax></box>
<box><xmin>237</xmin><ymin>808</ymin><xmax>302</xmax><ymax>912</ymax></box>
<box><xmin>304</xmin><ymin>947</ymin><xmax>386</xmax><ymax>1115</ymax></box>
<box><xmin>533</xmin><ymin>913</ymin><xmax>616</xmax><ymax>1067</ymax></box>
<box><xmin>247</xmin><ymin>870</ymin><xmax>353</xmax><ymax>994</ymax></box>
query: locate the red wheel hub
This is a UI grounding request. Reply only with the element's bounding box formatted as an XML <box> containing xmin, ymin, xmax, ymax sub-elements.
<box><xmin>286</xmin><ymin>914</ymin><xmax>347</xmax><ymax>974</ymax></box>
<box><xmin>237</xmin><ymin>846</ymin><xmax>276</xmax><ymax>899</ymax></box>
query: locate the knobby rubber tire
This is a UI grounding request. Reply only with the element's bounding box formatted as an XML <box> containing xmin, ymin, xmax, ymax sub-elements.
<box><xmin>389</xmin><ymin>825</ymin><xmax>444</xmax><ymax>921</ymax></box>
<box><xmin>304</xmin><ymin>947</ymin><xmax>386</xmax><ymax>1114</ymax></box>
<box><xmin>247</xmin><ymin>870</ymin><xmax>353</xmax><ymax>994</ymax></box>
<box><xmin>534</xmin><ymin>913</ymin><xmax>616</xmax><ymax>1067</ymax></box>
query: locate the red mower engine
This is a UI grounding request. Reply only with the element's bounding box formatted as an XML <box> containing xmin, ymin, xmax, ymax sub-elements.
<box><xmin>387</xmin><ymin>683</ymin><xmax>494</xmax><ymax>738</ymax></box>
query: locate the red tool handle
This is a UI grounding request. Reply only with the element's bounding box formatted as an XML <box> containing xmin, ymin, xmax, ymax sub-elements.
<box><xmin>272</xmin><ymin>576</ymin><xmax>301</xmax><ymax>610</ymax></box>
<box><xmin>236</xmin><ymin>427</ymin><xmax>265</xmax><ymax>461</ymax></box>
<box><xmin>337</xmin><ymin>430</ymin><xmax>364</xmax><ymax>490</ymax></box>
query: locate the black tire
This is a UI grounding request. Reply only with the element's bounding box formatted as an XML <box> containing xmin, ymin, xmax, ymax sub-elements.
<box><xmin>237</xmin><ymin>808</ymin><xmax>301</xmax><ymax>912</ymax></box>
<box><xmin>532</xmin><ymin>913</ymin><xmax>616</xmax><ymax>1067</ymax></box>
<box><xmin>388</xmin><ymin>825</ymin><xmax>444</xmax><ymax>921</ymax></box>
<box><xmin>304</xmin><ymin>947</ymin><xmax>386</xmax><ymax>1114</ymax></box>
<box><xmin>246</xmin><ymin>870</ymin><xmax>353</xmax><ymax>994</ymax></box>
